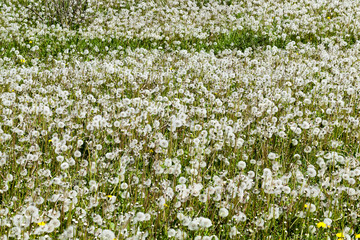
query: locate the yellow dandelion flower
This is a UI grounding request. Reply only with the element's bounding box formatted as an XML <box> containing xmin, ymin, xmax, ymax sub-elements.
<box><xmin>48</xmin><ymin>139</ymin><xmax>52</xmax><ymax>142</ymax></box>
<box><xmin>355</xmin><ymin>234</ymin><xmax>360</xmax><ymax>239</ymax></box>
<box><xmin>37</xmin><ymin>221</ymin><xmax>46</xmax><ymax>226</ymax></box>
<box><xmin>20</xmin><ymin>59</ymin><xmax>26</xmax><ymax>63</ymax></box>
<box><xmin>29</xmin><ymin>41</ymin><xmax>32</xmax><ymax>43</ymax></box>
<box><xmin>164</xmin><ymin>203</ymin><xmax>169</xmax><ymax>207</ymax></box>
<box><xmin>304</xmin><ymin>204</ymin><xmax>308</xmax><ymax>208</ymax></box>
<box><xmin>107</xmin><ymin>195</ymin><xmax>113</xmax><ymax>198</ymax></box>
<box><xmin>327</xmin><ymin>16</ymin><xmax>331</xmax><ymax>19</ymax></box>
<box><xmin>316</xmin><ymin>222</ymin><xmax>327</xmax><ymax>228</ymax></box>
<box><xmin>336</xmin><ymin>233</ymin><xmax>344</xmax><ymax>238</ymax></box>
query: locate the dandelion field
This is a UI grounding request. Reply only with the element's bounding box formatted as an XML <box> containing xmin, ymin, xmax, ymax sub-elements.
<box><xmin>1</xmin><ymin>0</ymin><xmax>360</xmax><ymax>239</ymax></box>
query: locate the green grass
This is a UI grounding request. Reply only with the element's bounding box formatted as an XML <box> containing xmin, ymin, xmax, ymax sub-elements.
<box><xmin>1</xmin><ymin>27</ymin><xmax>358</xmax><ymax>68</ymax></box>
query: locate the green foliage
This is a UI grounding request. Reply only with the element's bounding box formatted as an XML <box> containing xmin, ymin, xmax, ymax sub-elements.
<box><xmin>15</xmin><ymin>0</ymin><xmax>92</xmax><ymax>30</ymax></box>
<box><xmin>1</xmin><ymin>26</ymin><xmax>358</xmax><ymax>68</ymax></box>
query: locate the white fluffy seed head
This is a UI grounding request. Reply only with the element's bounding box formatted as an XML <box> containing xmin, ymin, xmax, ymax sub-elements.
<box><xmin>74</xmin><ymin>150</ymin><xmax>81</xmax><ymax>158</ymax></box>
<box><xmin>237</xmin><ymin>161</ymin><xmax>246</xmax><ymax>170</ymax></box>
<box><xmin>199</xmin><ymin>217</ymin><xmax>212</xmax><ymax>228</ymax></box>
<box><xmin>60</xmin><ymin>162</ymin><xmax>69</xmax><ymax>170</ymax></box>
<box><xmin>159</xmin><ymin>139</ymin><xmax>169</xmax><ymax>148</ymax></box>
<box><xmin>100</xmin><ymin>229</ymin><xmax>115</xmax><ymax>240</ymax></box>
<box><xmin>219</xmin><ymin>207</ymin><xmax>229</xmax><ymax>218</ymax></box>
<box><xmin>268</xmin><ymin>152</ymin><xmax>278</xmax><ymax>160</ymax></box>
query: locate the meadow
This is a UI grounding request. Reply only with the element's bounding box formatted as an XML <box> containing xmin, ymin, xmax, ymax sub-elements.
<box><xmin>1</xmin><ymin>0</ymin><xmax>360</xmax><ymax>239</ymax></box>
